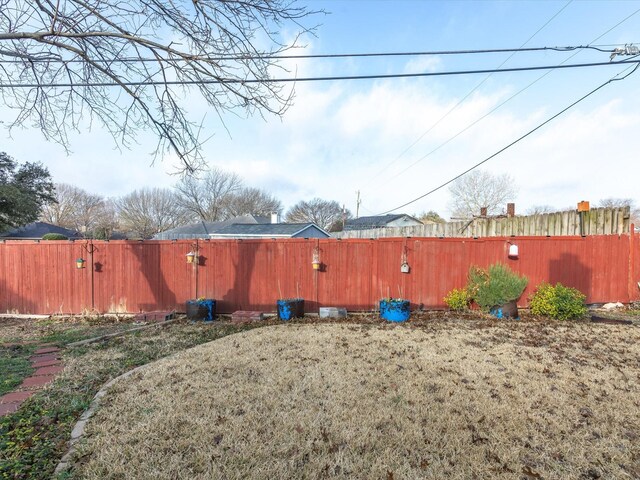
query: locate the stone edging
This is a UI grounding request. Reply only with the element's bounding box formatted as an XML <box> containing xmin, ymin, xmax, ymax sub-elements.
<box><xmin>53</xmin><ymin>363</ymin><xmax>149</xmax><ymax>476</ymax></box>
<box><xmin>54</xmin><ymin>318</ymin><xmax>181</xmax><ymax>475</ymax></box>
<box><xmin>52</xmin><ymin>319</ymin><xmax>279</xmax><ymax>475</ymax></box>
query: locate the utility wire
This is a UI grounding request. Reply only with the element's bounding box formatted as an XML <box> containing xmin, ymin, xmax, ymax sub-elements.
<box><xmin>366</xmin><ymin>6</ymin><xmax>640</xmax><ymax>189</ymax></box>
<box><xmin>0</xmin><ymin>44</ymin><xmax>619</xmax><ymax>64</ymax></box>
<box><xmin>376</xmin><ymin>61</ymin><xmax>640</xmax><ymax>215</ymax></box>
<box><xmin>2</xmin><ymin>59</ymin><xmax>639</xmax><ymax>88</ymax></box>
<box><xmin>359</xmin><ymin>0</ymin><xmax>573</xmax><ymax>188</ymax></box>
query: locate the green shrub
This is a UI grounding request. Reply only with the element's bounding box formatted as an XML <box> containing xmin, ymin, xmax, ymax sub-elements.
<box><xmin>467</xmin><ymin>263</ymin><xmax>528</xmax><ymax>311</ymax></box>
<box><xmin>529</xmin><ymin>283</ymin><xmax>587</xmax><ymax>320</ymax></box>
<box><xmin>41</xmin><ymin>233</ymin><xmax>68</xmax><ymax>240</ymax></box>
<box><xmin>444</xmin><ymin>287</ymin><xmax>471</xmax><ymax>311</ymax></box>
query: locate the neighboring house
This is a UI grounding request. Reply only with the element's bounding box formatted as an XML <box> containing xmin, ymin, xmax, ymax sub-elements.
<box><xmin>153</xmin><ymin>214</ymin><xmax>271</xmax><ymax>240</ymax></box>
<box><xmin>210</xmin><ymin>223</ymin><xmax>330</xmax><ymax>239</ymax></box>
<box><xmin>344</xmin><ymin>214</ymin><xmax>423</xmax><ymax>231</ymax></box>
<box><xmin>0</xmin><ymin>222</ymin><xmax>82</xmax><ymax>239</ymax></box>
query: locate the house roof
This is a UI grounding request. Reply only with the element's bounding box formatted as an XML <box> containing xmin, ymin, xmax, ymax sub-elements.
<box><xmin>344</xmin><ymin>214</ymin><xmax>420</xmax><ymax>230</ymax></box>
<box><xmin>212</xmin><ymin>223</ymin><xmax>329</xmax><ymax>237</ymax></box>
<box><xmin>152</xmin><ymin>215</ymin><xmax>270</xmax><ymax>239</ymax></box>
<box><xmin>0</xmin><ymin>222</ymin><xmax>81</xmax><ymax>239</ymax></box>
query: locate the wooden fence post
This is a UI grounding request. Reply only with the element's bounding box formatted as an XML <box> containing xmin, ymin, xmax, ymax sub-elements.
<box><xmin>630</xmin><ymin>225</ymin><xmax>636</xmax><ymax>302</ymax></box>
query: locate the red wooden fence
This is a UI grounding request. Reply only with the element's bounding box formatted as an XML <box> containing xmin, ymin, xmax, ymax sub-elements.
<box><xmin>1</xmin><ymin>233</ymin><xmax>638</xmax><ymax>315</ymax></box>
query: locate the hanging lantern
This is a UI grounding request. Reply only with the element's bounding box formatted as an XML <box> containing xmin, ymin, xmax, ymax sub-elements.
<box><xmin>76</xmin><ymin>258</ymin><xmax>86</xmax><ymax>269</ymax></box>
<box><xmin>312</xmin><ymin>248</ymin><xmax>321</xmax><ymax>270</ymax></box>
<box><xmin>508</xmin><ymin>244</ymin><xmax>519</xmax><ymax>259</ymax></box>
<box><xmin>186</xmin><ymin>251</ymin><xmax>196</xmax><ymax>264</ymax></box>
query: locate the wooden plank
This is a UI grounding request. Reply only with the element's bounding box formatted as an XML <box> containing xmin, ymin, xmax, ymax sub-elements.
<box><xmin>589</xmin><ymin>209</ymin><xmax>598</xmax><ymax>235</ymax></box>
<box><xmin>604</xmin><ymin>208</ymin><xmax>613</xmax><ymax>235</ymax></box>
<box><xmin>561</xmin><ymin>211</ymin><xmax>569</xmax><ymax>235</ymax></box>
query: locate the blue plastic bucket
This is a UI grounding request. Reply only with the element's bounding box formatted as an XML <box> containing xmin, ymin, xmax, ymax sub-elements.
<box><xmin>489</xmin><ymin>300</ymin><xmax>519</xmax><ymax>319</ymax></box>
<box><xmin>277</xmin><ymin>298</ymin><xmax>304</xmax><ymax>320</ymax></box>
<box><xmin>186</xmin><ymin>299</ymin><xmax>216</xmax><ymax>321</ymax></box>
<box><xmin>380</xmin><ymin>299</ymin><xmax>410</xmax><ymax>322</ymax></box>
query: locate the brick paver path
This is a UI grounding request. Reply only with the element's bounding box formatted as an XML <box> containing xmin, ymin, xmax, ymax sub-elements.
<box><xmin>0</xmin><ymin>346</ymin><xmax>64</xmax><ymax>416</ymax></box>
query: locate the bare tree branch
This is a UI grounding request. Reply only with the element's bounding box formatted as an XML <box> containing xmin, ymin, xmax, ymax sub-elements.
<box><xmin>40</xmin><ymin>182</ymin><xmax>118</xmax><ymax>237</ymax></box>
<box><xmin>116</xmin><ymin>187</ymin><xmax>191</xmax><ymax>238</ymax></box>
<box><xmin>0</xmin><ymin>0</ymin><xmax>320</xmax><ymax>172</ymax></box>
<box><xmin>221</xmin><ymin>186</ymin><xmax>282</xmax><ymax>218</ymax></box>
<box><xmin>175</xmin><ymin>167</ymin><xmax>243</xmax><ymax>221</ymax></box>
<box><xmin>448</xmin><ymin>170</ymin><xmax>517</xmax><ymax>218</ymax></box>
<box><xmin>285</xmin><ymin>197</ymin><xmax>348</xmax><ymax>230</ymax></box>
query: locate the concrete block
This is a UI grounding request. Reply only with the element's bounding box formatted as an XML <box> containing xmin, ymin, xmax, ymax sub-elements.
<box><xmin>319</xmin><ymin>307</ymin><xmax>347</xmax><ymax>319</ymax></box>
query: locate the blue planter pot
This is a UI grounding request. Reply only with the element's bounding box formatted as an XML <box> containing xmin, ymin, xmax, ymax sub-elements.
<box><xmin>380</xmin><ymin>299</ymin><xmax>410</xmax><ymax>322</ymax></box>
<box><xmin>277</xmin><ymin>298</ymin><xmax>304</xmax><ymax>321</ymax></box>
<box><xmin>489</xmin><ymin>300</ymin><xmax>519</xmax><ymax>319</ymax></box>
<box><xmin>186</xmin><ymin>299</ymin><xmax>216</xmax><ymax>321</ymax></box>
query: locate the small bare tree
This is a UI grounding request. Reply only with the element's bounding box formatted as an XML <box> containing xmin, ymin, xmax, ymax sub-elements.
<box><xmin>597</xmin><ymin>197</ymin><xmax>640</xmax><ymax>225</ymax></box>
<box><xmin>0</xmin><ymin>1</ymin><xmax>319</xmax><ymax>172</ymax></box>
<box><xmin>285</xmin><ymin>198</ymin><xmax>349</xmax><ymax>230</ymax></box>
<box><xmin>448</xmin><ymin>170</ymin><xmax>516</xmax><ymax>218</ymax></box>
<box><xmin>116</xmin><ymin>188</ymin><xmax>191</xmax><ymax>238</ymax></box>
<box><xmin>222</xmin><ymin>187</ymin><xmax>282</xmax><ymax>218</ymax></box>
<box><xmin>525</xmin><ymin>205</ymin><xmax>557</xmax><ymax>215</ymax></box>
<box><xmin>175</xmin><ymin>168</ymin><xmax>243</xmax><ymax>222</ymax></box>
<box><xmin>40</xmin><ymin>183</ymin><xmax>117</xmax><ymax>236</ymax></box>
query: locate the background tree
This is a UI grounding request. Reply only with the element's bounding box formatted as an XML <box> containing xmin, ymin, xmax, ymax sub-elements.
<box><xmin>175</xmin><ymin>168</ymin><xmax>243</xmax><ymax>221</ymax></box>
<box><xmin>525</xmin><ymin>205</ymin><xmax>557</xmax><ymax>215</ymax></box>
<box><xmin>416</xmin><ymin>210</ymin><xmax>446</xmax><ymax>224</ymax></box>
<box><xmin>285</xmin><ymin>198</ymin><xmax>350</xmax><ymax>230</ymax></box>
<box><xmin>222</xmin><ymin>187</ymin><xmax>282</xmax><ymax>219</ymax></box>
<box><xmin>116</xmin><ymin>188</ymin><xmax>191</xmax><ymax>238</ymax></box>
<box><xmin>0</xmin><ymin>1</ymin><xmax>319</xmax><ymax>172</ymax></box>
<box><xmin>597</xmin><ymin>197</ymin><xmax>640</xmax><ymax>225</ymax></box>
<box><xmin>0</xmin><ymin>152</ymin><xmax>54</xmax><ymax>231</ymax></box>
<box><xmin>40</xmin><ymin>183</ymin><xmax>118</xmax><ymax>237</ymax></box>
<box><xmin>448</xmin><ymin>170</ymin><xmax>516</xmax><ymax>218</ymax></box>
<box><xmin>88</xmin><ymin>200</ymin><xmax>120</xmax><ymax>240</ymax></box>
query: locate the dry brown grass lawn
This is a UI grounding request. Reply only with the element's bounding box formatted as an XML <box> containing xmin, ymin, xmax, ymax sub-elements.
<box><xmin>73</xmin><ymin>320</ymin><xmax>640</xmax><ymax>479</ymax></box>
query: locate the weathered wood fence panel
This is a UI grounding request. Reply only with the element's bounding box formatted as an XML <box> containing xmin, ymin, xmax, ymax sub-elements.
<box><xmin>334</xmin><ymin>207</ymin><xmax>630</xmax><ymax>239</ymax></box>
<box><xmin>0</xmin><ymin>233</ymin><xmax>637</xmax><ymax>315</ymax></box>
<box><xmin>91</xmin><ymin>241</ymin><xmax>194</xmax><ymax>313</ymax></box>
<box><xmin>0</xmin><ymin>241</ymin><xmax>92</xmax><ymax>314</ymax></box>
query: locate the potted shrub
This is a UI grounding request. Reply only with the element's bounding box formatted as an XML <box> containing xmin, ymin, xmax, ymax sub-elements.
<box><xmin>277</xmin><ymin>298</ymin><xmax>304</xmax><ymax>320</ymax></box>
<box><xmin>186</xmin><ymin>297</ymin><xmax>216</xmax><ymax>321</ymax></box>
<box><xmin>467</xmin><ymin>264</ymin><xmax>528</xmax><ymax>319</ymax></box>
<box><xmin>379</xmin><ymin>298</ymin><xmax>410</xmax><ymax>322</ymax></box>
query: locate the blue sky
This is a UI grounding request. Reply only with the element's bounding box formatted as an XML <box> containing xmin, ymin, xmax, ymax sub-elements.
<box><xmin>3</xmin><ymin>0</ymin><xmax>640</xmax><ymax>218</ymax></box>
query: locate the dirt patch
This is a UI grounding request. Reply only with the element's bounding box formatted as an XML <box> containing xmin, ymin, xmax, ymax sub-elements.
<box><xmin>73</xmin><ymin>321</ymin><xmax>640</xmax><ymax>479</ymax></box>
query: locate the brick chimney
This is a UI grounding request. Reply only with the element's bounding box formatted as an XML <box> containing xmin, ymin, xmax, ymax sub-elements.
<box><xmin>507</xmin><ymin>203</ymin><xmax>515</xmax><ymax>217</ymax></box>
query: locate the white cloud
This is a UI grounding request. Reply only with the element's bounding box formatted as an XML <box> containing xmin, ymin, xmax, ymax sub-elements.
<box><xmin>403</xmin><ymin>56</ymin><xmax>442</xmax><ymax>74</ymax></box>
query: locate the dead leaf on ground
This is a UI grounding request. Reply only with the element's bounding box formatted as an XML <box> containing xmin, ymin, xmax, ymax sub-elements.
<box><xmin>522</xmin><ymin>465</ymin><xmax>543</xmax><ymax>478</ymax></box>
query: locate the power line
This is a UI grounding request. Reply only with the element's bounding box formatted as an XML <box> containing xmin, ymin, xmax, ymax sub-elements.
<box><xmin>2</xmin><ymin>58</ymin><xmax>639</xmax><ymax>88</ymax></box>
<box><xmin>363</xmin><ymin>6</ymin><xmax>640</xmax><ymax>190</ymax></box>
<box><xmin>0</xmin><ymin>44</ymin><xmax>619</xmax><ymax>64</ymax></box>
<box><xmin>376</xmin><ymin>61</ymin><xmax>640</xmax><ymax>216</ymax></box>
<box><xmin>358</xmin><ymin>0</ymin><xmax>573</xmax><ymax>189</ymax></box>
